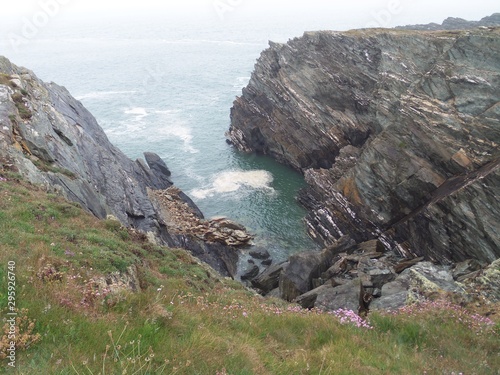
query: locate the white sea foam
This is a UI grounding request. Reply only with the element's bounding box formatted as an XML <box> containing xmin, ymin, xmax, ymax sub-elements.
<box><xmin>233</xmin><ymin>76</ymin><xmax>250</xmax><ymax>91</ymax></box>
<box><xmin>125</xmin><ymin>107</ymin><xmax>148</xmax><ymax>119</ymax></box>
<box><xmin>191</xmin><ymin>170</ymin><xmax>275</xmax><ymax>199</ymax></box>
<box><xmin>75</xmin><ymin>90</ymin><xmax>137</xmax><ymax>100</ymax></box>
<box><xmin>154</xmin><ymin>110</ymin><xmax>199</xmax><ymax>154</ymax></box>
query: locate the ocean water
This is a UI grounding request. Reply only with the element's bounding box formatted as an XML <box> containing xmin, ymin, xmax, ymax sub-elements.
<box><xmin>2</xmin><ymin>15</ymin><xmax>340</xmax><ymax>261</ymax></box>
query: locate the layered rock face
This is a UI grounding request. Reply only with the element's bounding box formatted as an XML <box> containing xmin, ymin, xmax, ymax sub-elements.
<box><xmin>228</xmin><ymin>28</ymin><xmax>500</xmax><ymax>267</ymax></box>
<box><xmin>0</xmin><ymin>56</ymin><xmax>238</xmax><ymax>277</ymax></box>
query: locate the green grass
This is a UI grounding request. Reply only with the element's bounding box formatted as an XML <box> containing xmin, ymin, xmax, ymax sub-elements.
<box><xmin>31</xmin><ymin>159</ymin><xmax>76</xmax><ymax>179</ymax></box>
<box><xmin>0</xmin><ymin>176</ymin><xmax>498</xmax><ymax>374</ymax></box>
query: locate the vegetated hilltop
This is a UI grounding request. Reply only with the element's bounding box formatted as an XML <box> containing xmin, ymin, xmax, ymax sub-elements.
<box><xmin>0</xmin><ymin>162</ymin><xmax>499</xmax><ymax>374</ymax></box>
<box><xmin>228</xmin><ymin>25</ymin><xmax>500</xmax><ymax>309</ymax></box>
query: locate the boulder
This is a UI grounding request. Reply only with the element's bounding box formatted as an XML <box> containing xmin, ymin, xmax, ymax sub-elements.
<box><xmin>279</xmin><ymin>249</ymin><xmax>334</xmax><ymax>301</ymax></box>
<box><xmin>251</xmin><ymin>261</ymin><xmax>288</xmax><ymax>294</ymax></box>
<box><xmin>452</xmin><ymin>259</ymin><xmax>483</xmax><ymax>281</ymax></box>
<box><xmin>296</xmin><ymin>280</ymin><xmax>361</xmax><ymax>312</ymax></box>
<box><xmin>261</xmin><ymin>258</ymin><xmax>273</xmax><ymax>266</ymax></box>
<box><xmin>144</xmin><ymin>152</ymin><xmax>171</xmax><ymax>177</ymax></box>
<box><xmin>371</xmin><ymin>262</ymin><xmax>466</xmax><ymax>310</ymax></box>
<box><xmin>357</xmin><ymin>257</ymin><xmax>396</xmax><ymax>288</ymax></box>
<box><xmin>249</xmin><ymin>248</ymin><xmax>271</xmax><ymax>260</ymax></box>
<box><xmin>279</xmin><ymin>236</ymin><xmax>358</xmax><ymax>301</ymax></box>
<box><xmin>241</xmin><ymin>265</ymin><xmax>260</xmax><ymax>281</ymax></box>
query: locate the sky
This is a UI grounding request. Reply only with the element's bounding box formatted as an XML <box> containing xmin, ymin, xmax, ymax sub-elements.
<box><xmin>1</xmin><ymin>0</ymin><xmax>498</xmax><ymax>28</ymax></box>
<box><xmin>0</xmin><ymin>1</ymin><xmax>498</xmax><ymax>59</ymax></box>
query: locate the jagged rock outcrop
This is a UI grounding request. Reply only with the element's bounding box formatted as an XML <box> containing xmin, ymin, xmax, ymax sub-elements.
<box><xmin>397</xmin><ymin>13</ymin><xmax>500</xmax><ymax>31</ymax></box>
<box><xmin>229</xmin><ymin>24</ymin><xmax>500</xmax><ymax>311</ymax></box>
<box><xmin>0</xmin><ymin>56</ymin><xmax>238</xmax><ymax>277</ymax></box>
<box><xmin>228</xmin><ymin>27</ymin><xmax>500</xmax><ymax>267</ymax></box>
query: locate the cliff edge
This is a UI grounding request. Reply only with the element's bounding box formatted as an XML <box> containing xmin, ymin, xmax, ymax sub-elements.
<box><xmin>0</xmin><ymin>56</ymin><xmax>241</xmax><ymax>277</ymax></box>
<box><xmin>228</xmin><ymin>27</ymin><xmax>500</xmax><ymax>266</ymax></box>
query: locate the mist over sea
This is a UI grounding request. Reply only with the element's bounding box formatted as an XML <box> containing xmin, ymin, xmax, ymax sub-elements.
<box><xmin>2</xmin><ymin>13</ymin><xmax>358</xmax><ymax>261</ymax></box>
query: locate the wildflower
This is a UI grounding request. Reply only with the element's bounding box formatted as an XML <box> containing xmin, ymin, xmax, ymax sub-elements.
<box><xmin>333</xmin><ymin>308</ymin><xmax>372</xmax><ymax>329</ymax></box>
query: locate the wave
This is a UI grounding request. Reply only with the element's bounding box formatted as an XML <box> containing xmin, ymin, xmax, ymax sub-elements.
<box><xmin>75</xmin><ymin>90</ymin><xmax>137</xmax><ymax>100</ymax></box>
<box><xmin>154</xmin><ymin>111</ymin><xmax>199</xmax><ymax>154</ymax></box>
<box><xmin>190</xmin><ymin>170</ymin><xmax>275</xmax><ymax>199</ymax></box>
<box><xmin>124</xmin><ymin>107</ymin><xmax>148</xmax><ymax>118</ymax></box>
<box><xmin>233</xmin><ymin>76</ymin><xmax>250</xmax><ymax>91</ymax></box>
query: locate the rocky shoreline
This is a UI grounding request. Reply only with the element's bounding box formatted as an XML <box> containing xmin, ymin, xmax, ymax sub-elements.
<box><xmin>250</xmin><ymin>235</ymin><xmax>500</xmax><ymax>317</ymax></box>
<box><xmin>228</xmin><ymin>24</ymin><xmax>500</xmax><ymax>311</ymax></box>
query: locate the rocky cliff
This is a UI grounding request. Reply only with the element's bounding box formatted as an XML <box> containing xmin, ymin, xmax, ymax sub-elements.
<box><xmin>229</xmin><ymin>27</ymin><xmax>500</xmax><ymax>264</ymax></box>
<box><xmin>228</xmin><ymin>27</ymin><xmax>500</xmax><ymax>308</ymax></box>
<box><xmin>0</xmin><ymin>56</ymin><xmax>242</xmax><ymax>277</ymax></box>
<box><xmin>397</xmin><ymin>13</ymin><xmax>500</xmax><ymax>31</ymax></box>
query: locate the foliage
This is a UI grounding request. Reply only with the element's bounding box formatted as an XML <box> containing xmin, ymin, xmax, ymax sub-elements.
<box><xmin>0</xmin><ymin>177</ymin><xmax>498</xmax><ymax>374</ymax></box>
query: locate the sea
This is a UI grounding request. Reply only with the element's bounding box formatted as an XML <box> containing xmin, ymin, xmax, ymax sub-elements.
<box><xmin>1</xmin><ymin>10</ymin><xmax>359</xmax><ymax>262</ymax></box>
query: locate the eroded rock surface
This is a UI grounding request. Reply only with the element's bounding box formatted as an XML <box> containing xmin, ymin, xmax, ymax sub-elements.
<box><xmin>228</xmin><ymin>28</ymin><xmax>500</xmax><ymax>266</ymax></box>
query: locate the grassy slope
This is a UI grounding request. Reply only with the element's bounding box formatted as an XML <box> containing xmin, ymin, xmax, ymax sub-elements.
<box><xmin>0</xmin><ymin>176</ymin><xmax>498</xmax><ymax>375</ymax></box>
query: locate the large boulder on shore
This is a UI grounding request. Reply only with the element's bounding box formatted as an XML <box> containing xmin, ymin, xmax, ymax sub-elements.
<box><xmin>279</xmin><ymin>236</ymin><xmax>356</xmax><ymax>301</ymax></box>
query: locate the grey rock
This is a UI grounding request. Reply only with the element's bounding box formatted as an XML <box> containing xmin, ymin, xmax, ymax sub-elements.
<box><xmin>397</xmin><ymin>13</ymin><xmax>500</xmax><ymax>31</ymax></box>
<box><xmin>143</xmin><ymin>151</ymin><xmax>173</xmax><ymax>189</ymax></box>
<box><xmin>358</xmin><ymin>258</ymin><xmax>396</xmax><ymax>288</ymax></box>
<box><xmin>249</xmin><ymin>248</ymin><xmax>271</xmax><ymax>260</ymax></box>
<box><xmin>266</xmin><ymin>288</ymin><xmax>282</xmax><ymax>299</ymax></box>
<box><xmin>228</xmin><ymin>27</ymin><xmax>500</xmax><ymax>265</ymax></box>
<box><xmin>300</xmin><ymin>280</ymin><xmax>361</xmax><ymax>312</ymax></box>
<box><xmin>251</xmin><ymin>261</ymin><xmax>288</xmax><ymax>294</ymax></box>
<box><xmin>467</xmin><ymin>259</ymin><xmax>500</xmax><ymax>302</ymax></box>
<box><xmin>371</xmin><ymin>262</ymin><xmax>465</xmax><ymax>310</ymax></box>
<box><xmin>241</xmin><ymin>265</ymin><xmax>260</xmax><ymax>281</ymax></box>
<box><xmin>261</xmin><ymin>258</ymin><xmax>273</xmax><ymax>266</ymax></box>
<box><xmin>452</xmin><ymin>259</ymin><xmax>483</xmax><ymax>281</ymax></box>
<box><xmin>276</xmin><ymin>236</ymin><xmax>357</xmax><ymax>301</ymax></box>
<box><xmin>279</xmin><ymin>246</ymin><xmax>337</xmax><ymax>301</ymax></box>
<box><xmin>279</xmin><ymin>250</ymin><xmax>326</xmax><ymax>301</ymax></box>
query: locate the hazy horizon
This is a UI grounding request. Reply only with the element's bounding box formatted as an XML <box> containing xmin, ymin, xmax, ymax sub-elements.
<box><xmin>1</xmin><ymin>1</ymin><xmax>498</xmax><ymax>38</ymax></box>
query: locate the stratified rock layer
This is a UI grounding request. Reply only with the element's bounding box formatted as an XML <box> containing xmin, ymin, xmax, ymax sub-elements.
<box><xmin>228</xmin><ymin>28</ymin><xmax>500</xmax><ymax>265</ymax></box>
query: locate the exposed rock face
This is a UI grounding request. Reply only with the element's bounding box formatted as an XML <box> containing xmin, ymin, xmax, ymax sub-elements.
<box><xmin>0</xmin><ymin>56</ymin><xmax>237</xmax><ymax>277</ymax></box>
<box><xmin>228</xmin><ymin>28</ymin><xmax>500</xmax><ymax>267</ymax></box>
<box><xmin>150</xmin><ymin>187</ymin><xmax>252</xmax><ymax>247</ymax></box>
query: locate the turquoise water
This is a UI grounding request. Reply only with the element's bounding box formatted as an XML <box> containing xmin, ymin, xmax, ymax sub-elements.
<box><xmin>3</xmin><ymin>16</ymin><xmax>324</xmax><ymax>260</ymax></box>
